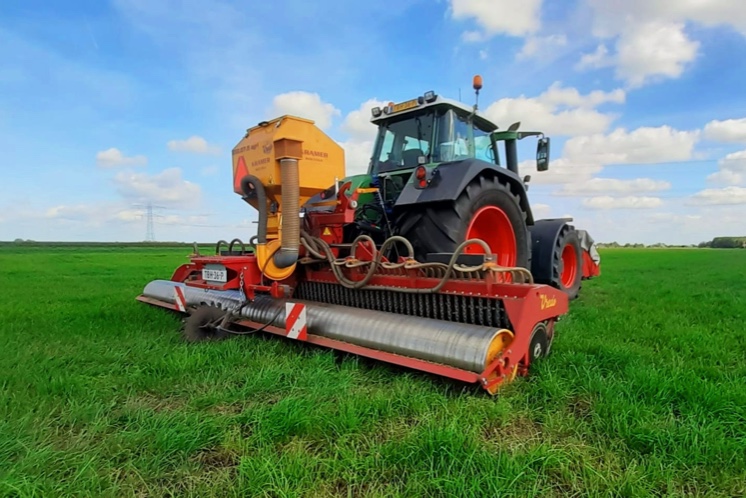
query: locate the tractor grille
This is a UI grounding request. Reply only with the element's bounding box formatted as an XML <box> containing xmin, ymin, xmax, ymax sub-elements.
<box><xmin>293</xmin><ymin>281</ymin><xmax>508</xmax><ymax>329</ymax></box>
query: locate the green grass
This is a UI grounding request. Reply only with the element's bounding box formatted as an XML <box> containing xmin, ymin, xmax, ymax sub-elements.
<box><xmin>1</xmin><ymin>246</ymin><xmax>745</xmax><ymax>497</ymax></box>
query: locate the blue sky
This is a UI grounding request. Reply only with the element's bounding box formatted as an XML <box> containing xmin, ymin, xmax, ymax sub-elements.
<box><xmin>2</xmin><ymin>0</ymin><xmax>746</xmax><ymax>244</ymax></box>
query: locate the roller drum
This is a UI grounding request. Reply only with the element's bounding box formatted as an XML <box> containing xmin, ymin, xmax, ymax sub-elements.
<box><xmin>142</xmin><ymin>280</ymin><xmax>510</xmax><ymax>373</ymax></box>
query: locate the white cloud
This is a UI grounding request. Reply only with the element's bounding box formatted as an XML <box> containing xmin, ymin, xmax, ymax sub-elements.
<box><xmin>338</xmin><ymin>98</ymin><xmax>388</xmax><ymax>176</ymax></box>
<box><xmin>557</xmin><ymin>177</ymin><xmax>671</xmax><ymax>196</ymax></box>
<box><xmin>540</xmin><ymin>83</ymin><xmax>625</xmax><ymax>108</ymax></box>
<box><xmin>582</xmin><ymin>196</ymin><xmax>663</xmax><ymax>210</ymax></box>
<box><xmin>96</xmin><ymin>148</ymin><xmax>147</xmax><ymax>168</ymax></box>
<box><xmin>575</xmin><ymin>203</ymin><xmax>746</xmax><ymax>245</ymax></box>
<box><xmin>579</xmin><ymin>0</ymin><xmax>746</xmax><ymax>87</ymax></box>
<box><xmin>30</xmin><ymin>202</ymin><xmax>154</xmax><ymax>226</ymax></box>
<box><xmin>646</xmin><ymin>212</ymin><xmax>702</xmax><ymax>224</ymax></box>
<box><xmin>531</xmin><ymin>203</ymin><xmax>552</xmax><ymax>219</ymax></box>
<box><xmin>113</xmin><ymin>167</ymin><xmax>201</xmax><ymax>207</ymax></box>
<box><xmin>268</xmin><ymin>91</ymin><xmax>340</xmax><ymax>130</ymax></box>
<box><xmin>587</xmin><ymin>0</ymin><xmax>746</xmax><ymax>37</ymax></box>
<box><xmin>614</xmin><ymin>22</ymin><xmax>699</xmax><ymax>88</ymax></box>
<box><xmin>340</xmin><ymin>98</ymin><xmax>387</xmax><ymax>141</ymax></box>
<box><xmin>704</xmin><ymin>118</ymin><xmax>746</xmax><ymax>143</ymax></box>
<box><xmin>521</xmin><ymin>157</ymin><xmax>604</xmax><ymax>185</ymax></box>
<box><xmin>461</xmin><ymin>30</ymin><xmax>485</xmax><ymax>43</ymax></box>
<box><xmin>450</xmin><ymin>0</ymin><xmax>542</xmax><ymax>38</ymax></box>
<box><xmin>517</xmin><ymin>34</ymin><xmax>567</xmax><ymax>60</ymax></box>
<box><xmin>575</xmin><ymin>44</ymin><xmax>612</xmax><ymax>71</ymax></box>
<box><xmin>707</xmin><ymin>150</ymin><xmax>746</xmax><ymax>186</ymax></box>
<box><xmin>338</xmin><ymin>139</ymin><xmax>374</xmax><ymax>177</ymax></box>
<box><xmin>690</xmin><ymin>186</ymin><xmax>746</xmax><ymax>205</ymax></box>
<box><xmin>483</xmin><ymin>82</ymin><xmax>625</xmax><ymax>137</ymax></box>
<box><xmin>563</xmin><ymin>126</ymin><xmax>699</xmax><ymax>166</ymax></box>
<box><xmin>522</xmin><ymin>125</ymin><xmax>698</xmax><ymax>186</ymax></box>
<box><xmin>44</xmin><ymin>204</ymin><xmax>112</xmax><ymax>221</ymax></box>
<box><xmin>167</xmin><ymin>135</ymin><xmax>220</xmax><ymax>154</ymax></box>
<box><xmin>200</xmin><ymin>165</ymin><xmax>220</xmax><ymax>176</ymax></box>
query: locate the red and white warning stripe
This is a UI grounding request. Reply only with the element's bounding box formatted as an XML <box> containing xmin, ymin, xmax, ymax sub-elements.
<box><xmin>173</xmin><ymin>286</ymin><xmax>187</xmax><ymax>312</ymax></box>
<box><xmin>285</xmin><ymin>302</ymin><xmax>307</xmax><ymax>340</ymax></box>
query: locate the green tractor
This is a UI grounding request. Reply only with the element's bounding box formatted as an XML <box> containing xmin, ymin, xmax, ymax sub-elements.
<box><xmin>307</xmin><ymin>79</ymin><xmax>600</xmax><ymax>299</ymax></box>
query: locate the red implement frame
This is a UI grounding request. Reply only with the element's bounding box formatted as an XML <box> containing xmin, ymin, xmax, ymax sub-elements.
<box><xmin>582</xmin><ymin>250</ymin><xmax>601</xmax><ymax>279</ymax></box>
<box><xmin>136</xmin><ymin>261</ymin><xmax>567</xmax><ymax>394</ymax></box>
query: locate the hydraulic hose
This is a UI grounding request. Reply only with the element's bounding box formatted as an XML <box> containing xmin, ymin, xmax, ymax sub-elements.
<box><xmin>273</xmin><ymin>158</ymin><xmax>300</xmax><ymax>268</ymax></box>
<box><xmin>240</xmin><ymin>175</ymin><xmax>267</xmax><ymax>245</ymax></box>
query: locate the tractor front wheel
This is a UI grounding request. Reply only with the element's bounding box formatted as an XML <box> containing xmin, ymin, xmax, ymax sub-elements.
<box><xmin>553</xmin><ymin>227</ymin><xmax>582</xmax><ymax>299</ymax></box>
<box><xmin>396</xmin><ymin>175</ymin><xmax>530</xmax><ymax>268</ymax></box>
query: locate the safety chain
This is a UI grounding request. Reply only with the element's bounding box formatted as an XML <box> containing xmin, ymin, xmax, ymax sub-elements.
<box><xmin>238</xmin><ymin>270</ymin><xmax>246</xmax><ymax>303</ymax></box>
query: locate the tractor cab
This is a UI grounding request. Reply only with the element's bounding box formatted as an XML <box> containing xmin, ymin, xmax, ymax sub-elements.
<box><xmin>368</xmin><ymin>88</ymin><xmax>551</xmax><ymax>183</ymax></box>
<box><xmin>369</xmin><ymin>94</ymin><xmax>499</xmax><ymax>177</ymax></box>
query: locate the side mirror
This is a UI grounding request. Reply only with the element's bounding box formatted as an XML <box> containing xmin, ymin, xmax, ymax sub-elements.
<box><xmin>536</xmin><ymin>137</ymin><xmax>550</xmax><ymax>171</ymax></box>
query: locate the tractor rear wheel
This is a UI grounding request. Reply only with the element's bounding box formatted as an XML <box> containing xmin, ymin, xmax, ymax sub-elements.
<box><xmin>552</xmin><ymin>226</ymin><xmax>582</xmax><ymax>299</ymax></box>
<box><xmin>396</xmin><ymin>175</ymin><xmax>530</xmax><ymax>268</ymax></box>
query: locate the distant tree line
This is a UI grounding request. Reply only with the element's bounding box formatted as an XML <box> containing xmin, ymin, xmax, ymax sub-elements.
<box><xmin>5</xmin><ymin>239</ymin><xmax>205</xmax><ymax>248</ymax></box>
<box><xmin>597</xmin><ymin>242</ymin><xmax>692</xmax><ymax>248</ymax></box>
<box><xmin>597</xmin><ymin>237</ymin><xmax>746</xmax><ymax>249</ymax></box>
<box><xmin>697</xmin><ymin>237</ymin><xmax>746</xmax><ymax>249</ymax></box>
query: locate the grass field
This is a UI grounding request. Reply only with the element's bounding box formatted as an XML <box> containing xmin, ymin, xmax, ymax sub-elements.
<box><xmin>1</xmin><ymin>245</ymin><xmax>745</xmax><ymax>497</ymax></box>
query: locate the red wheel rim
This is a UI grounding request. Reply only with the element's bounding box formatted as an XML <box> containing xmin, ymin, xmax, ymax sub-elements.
<box><xmin>464</xmin><ymin>206</ymin><xmax>517</xmax><ymax>267</ymax></box>
<box><xmin>560</xmin><ymin>243</ymin><xmax>578</xmax><ymax>288</ymax></box>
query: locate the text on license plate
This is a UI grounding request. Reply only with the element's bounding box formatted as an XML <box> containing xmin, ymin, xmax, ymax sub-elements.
<box><xmin>202</xmin><ymin>269</ymin><xmax>227</xmax><ymax>282</ymax></box>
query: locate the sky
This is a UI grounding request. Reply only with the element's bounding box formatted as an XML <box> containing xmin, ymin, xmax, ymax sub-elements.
<box><xmin>1</xmin><ymin>0</ymin><xmax>746</xmax><ymax>245</ymax></box>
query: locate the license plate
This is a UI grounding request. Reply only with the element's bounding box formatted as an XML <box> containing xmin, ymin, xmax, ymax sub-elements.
<box><xmin>202</xmin><ymin>268</ymin><xmax>227</xmax><ymax>282</ymax></box>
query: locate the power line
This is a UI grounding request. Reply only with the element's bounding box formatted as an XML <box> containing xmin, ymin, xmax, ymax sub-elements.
<box><xmin>145</xmin><ymin>203</ymin><xmax>155</xmax><ymax>242</ymax></box>
<box><xmin>131</xmin><ymin>202</ymin><xmax>170</xmax><ymax>242</ymax></box>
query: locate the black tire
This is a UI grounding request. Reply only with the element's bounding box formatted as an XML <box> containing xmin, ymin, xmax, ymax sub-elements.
<box><xmin>552</xmin><ymin>227</ymin><xmax>582</xmax><ymax>300</ymax></box>
<box><xmin>396</xmin><ymin>175</ymin><xmax>530</xmax><ymax>268</ymax></box>
<box><xmin>528</xmin><ymin>323</ymin><xmax>549</xmax><ymax>367</ymax></box>
<box><xmin>545</xmin><ymin>327</ymin><xmax>555</xmax><ymax>357</ymax></box>
<box><xmin>183</xmin><ymin>306</ymin><xmax>230</xmax><ymax>343</ymax></box>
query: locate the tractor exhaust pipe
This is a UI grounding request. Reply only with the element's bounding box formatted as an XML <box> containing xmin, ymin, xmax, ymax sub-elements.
<box><xmin>505</xmin><ymin>139</ymin><xmax>519</xmax><ymax>174</ymax></box>
<box><xmin>274</xmin><ymin>158</ymin><xmax>299</xmax><ymax>268</ymax></box>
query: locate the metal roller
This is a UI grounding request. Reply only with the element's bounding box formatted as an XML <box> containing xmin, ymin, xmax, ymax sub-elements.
<box><xmin>142</xmin><ymin>280</ymin><xmax>513</xmax><ymax>373</ymax></box>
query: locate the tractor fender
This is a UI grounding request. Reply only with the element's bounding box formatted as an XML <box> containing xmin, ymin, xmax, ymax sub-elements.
<box><xmin>393</xmin><ymin>159</ymin><xmax>534</xmax><ymax>225</ymax></box>
<box><xmin>529</xmin><ymin>219</ymin><xmax>573</xmax><ymax>284</ymax></box>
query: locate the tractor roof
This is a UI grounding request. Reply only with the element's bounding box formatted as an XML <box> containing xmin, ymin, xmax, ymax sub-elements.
<box><xmin>370</xmin><ymin>94</ymin><xmax>499</xmax><ymax>132</ymax></box>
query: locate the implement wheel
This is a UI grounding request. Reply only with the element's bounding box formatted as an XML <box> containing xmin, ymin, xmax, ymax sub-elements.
<box><xmin>183</xmin><ymin>306</ymin><xmax>230</xmax><ymax>343</ymax></box>
<box><xmin>528</xmin><ymin>323</ymin><xmax>549</xmax><ymax>368</ymax></box>
<box><xmin>396</xmin><ymin>175</ymin><xmax>530</xmax><ymax>268</ymax></box>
